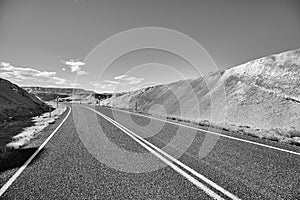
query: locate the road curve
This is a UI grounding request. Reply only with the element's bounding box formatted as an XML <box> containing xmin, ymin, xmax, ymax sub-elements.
<box><xmin>0</xmin><ymin>104</ymin><xmax>299</xmax><ymax>199</ymax></box>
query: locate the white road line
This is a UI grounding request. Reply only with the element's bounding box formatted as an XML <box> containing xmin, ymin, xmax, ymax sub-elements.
<box><xmin>84</xmin><ymin>106</ymin><xmax>240</xmax><ymax>200</ymax></box>
<box><xmin>0</xmin><ymin>106</ymin><xmax>72</xmax><ymax>197</ymax></box>
<box><xmin>107</xmin><ymin>107</ymin><xmax>300</xmax><ymax>156</ymax></box>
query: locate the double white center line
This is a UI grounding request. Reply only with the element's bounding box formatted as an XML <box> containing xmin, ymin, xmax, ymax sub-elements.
<box><xmin>84</xmin><ymin>106</ymin><xmax>241</xmax><ymax>200</ymax></box>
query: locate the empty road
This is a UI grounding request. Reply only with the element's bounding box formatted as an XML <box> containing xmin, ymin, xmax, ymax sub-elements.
<box><xmin>1</xmin><ymin>104</ymin><xmax>299</xmax><ymax>199</ymax></box>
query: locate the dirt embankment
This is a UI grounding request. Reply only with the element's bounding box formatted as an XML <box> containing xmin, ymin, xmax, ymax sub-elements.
<box><xmin>101</xmin><ymin>48</ymin><xmax>300</xmax><ymax>145</ymax></box>
<box><xmin>0</xmin><ymin>78</ymin><xmax>49</xmax><ymax>122</ymax></box>
<box><xmin>0</xmin><ymin>78</ymin><xmax>51</xmax><ymax>148</ymax></box>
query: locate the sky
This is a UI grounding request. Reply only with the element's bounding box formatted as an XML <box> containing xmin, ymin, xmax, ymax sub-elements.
<box><xmin>0</xmin><ymin>0</ymin><xmax>299</xmax><ymax>93</ymax></box>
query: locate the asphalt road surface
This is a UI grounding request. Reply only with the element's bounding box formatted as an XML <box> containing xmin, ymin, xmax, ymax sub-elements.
<box><xmin>0</xmin><ymin>104</ymin><xmax>299</xmax><ymax>199</ymax></box>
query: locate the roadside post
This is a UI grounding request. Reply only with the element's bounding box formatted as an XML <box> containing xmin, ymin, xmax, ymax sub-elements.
<box><xmin>56</xmin><ymin>96</ymin><xmax>59</xmax><ymax>108</ymax></box>
<box><xmin>49</xmin><ymin>105</ymin><xmax>51</xmax><ymax>118</ymax></box>
<box><xmin>135</xmin><ymin>101</ymin><xmax>138</xmax><ymax>112</ymax></box>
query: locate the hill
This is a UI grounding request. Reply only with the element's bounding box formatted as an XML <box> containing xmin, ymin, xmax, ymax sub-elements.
<box><xmin>23</xmin><ymin>87</ymin><xmax>93</xmax><ymax>94</ymax></box>
<box><xmin>0</xmin><ymin>79</ymin><xmax>49</xmax><ymax>122</ymax></box>
<box><xmin>23</xmin><ymin>86</ymin><xmax>112</xmax><ymax>103</ymax></box>
<box><xmin>101</xmin><ymin>49</ymin><xmax>300</xmax><ymax>144</ymax></box>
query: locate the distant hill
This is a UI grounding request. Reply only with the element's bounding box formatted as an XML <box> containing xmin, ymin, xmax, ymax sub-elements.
<box><xmin>0</xmin><ymin>78</ymin><xmax>49</xmax><ymax>122</ymax></box>
<box><xmin>23</xmin><ymin>87</ymin><xmax>93</xmax><ymax>94</ymax></box>
<box><xmin>23</xmin><ymin>86</ymin><xmax>112</xmax><ymax>103</ymax></box>
<box><xmin>101</xmin><ymin>49</ymin><xmax>300</xmax><ymax>134</ymax></box>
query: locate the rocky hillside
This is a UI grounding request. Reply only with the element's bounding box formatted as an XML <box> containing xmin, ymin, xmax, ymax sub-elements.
<box><xmin>0</xmin><ymin>78</ymin><xmax>49</xmax><ymax>121</ymax></box>
<box><xmin>102</xmin><ymin>49</ymin><xmax>300</xmax><ymax>136</ymax></box>
<box><xmin>222</xmin><ymin>48</ymin><xmax>300</xmax><ymax>130</ymax></box>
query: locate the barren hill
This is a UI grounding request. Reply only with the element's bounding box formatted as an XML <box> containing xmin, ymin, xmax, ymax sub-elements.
<box><xmin>24</xmin><ymin>86</ymin><xmax>112</xmax><ymax>103</ymax></box>
<box><xmin>23</xmin><ymin>87</ymin><xmax>93</xmax><ymax>94</ymax></box>
<box><xmin>102</xmin><ymin>49</ymin><xmax>300</xmax><ymax>134</ymax></box>
<box><xmin>0</xmin><ymin>78</ymin><xmax>49</xmax><ymax>121</ymax></box>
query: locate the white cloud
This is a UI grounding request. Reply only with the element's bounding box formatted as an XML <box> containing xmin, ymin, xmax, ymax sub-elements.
<box><xmin>0</xmin><ymin>62</ymin><xmax>66</xmax><ymax>84</ymax></box>
<box><xmin>91</xmin><ymin>75</ymin><xmax>143</xmax><ymax>93</ymax></box>
<box><xmin>104</xmin><ymin>80</ymin><xmax>121</xmax><ymax>85</ymax></box>
<box><xmin>77</xmin><ymin>70</ymin><xmax>89</xmax><ymax>75</ymax></box>
<box><xmin>70</xmin><ymin>83</ymin><xmax>80</xmax><ymax>87</ymax></box>
<box><xmin>114</xmin><ymin>74</ymin><xmax>128</xmax><ymax>80</ymax></box>
<box><xmin>100</xmin><ymin>84</ymin><xmax>113</xmax><ymax>89</ymax></box>
<box><xmin>113</xmin><ymin>74</ymin><xmax>144</xmax><ymax>85</ymax></box>
<box><xmin>90</xmin><ymin>81</ymin><xmax>118</xmax><ymax>92</ymax></box>
<box><xmin>90</xmin><ymin>81</ymin><xmax>101</xmax><ymax>87</ymax></box>
<box><xmin>70</xmin><ymin>65</ymin><xmax>80</xmax><ymax>72</ymax></box>
<box><xmin>62</xmin><ymin>59</ymin><xmax>88</xmax><ymax>75</ymax></box>
<box><xmin>51</xmin><ymin>77</ymin><xmax>66</xmax><ymax>84</ymax></box>
<box><xmin>64</xmin><ymin>60</ymin><xmax>85</xmax><ymax>66</ymax></box>
<box><xmin>126</xmin><ymin>77</ymin><xmax>144</xmax><ymax>84</ymax></box>
<box><xmin>1</xmin><ymin>62</ymin><xmax>10</xmax><ymax>67</ymax></box>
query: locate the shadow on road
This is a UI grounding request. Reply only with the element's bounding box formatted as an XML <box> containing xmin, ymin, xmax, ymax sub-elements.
<box><xmin>0</xmin><ymin>147</ymin><xmax>43</xmax><ymax>173</ymax></box>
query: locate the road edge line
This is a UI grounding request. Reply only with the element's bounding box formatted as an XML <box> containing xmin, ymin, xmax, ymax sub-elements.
<box><xmin>0</xmin><ymin>106</ymin><xmax>72</xmax><ymax>197</ymax></box>
<box><xmin>107</xmin><ymin>106</ymin><xmax>300</xmax><ymax>156</ymax></box>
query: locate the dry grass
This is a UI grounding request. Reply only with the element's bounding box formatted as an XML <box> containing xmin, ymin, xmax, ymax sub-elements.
<box><xmin>100</xmin><ymin>48</ymin><xmax>300</xmax><ymax>147</ymax></box>
<box><xmin>165</xmin><ymin>115</ymin><xmax>300</xmax><ymax>146</ymax></box>
<box><xmin>6</xmin><ymin>103</ymin><xmax>66</xmax><ymax>149</ymax></box>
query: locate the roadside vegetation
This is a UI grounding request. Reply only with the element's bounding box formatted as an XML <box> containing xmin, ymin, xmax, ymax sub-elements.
<box><xmin>100</xmin><ymin>49</ymin><xmax>300</xmax><ymax>148</ymax></box>
<box><xmin>102</xmin><ymin>105</ymin><xmax>300</xmax><ymax>147</ymax></box>
<box><xmin>0</xmin><ymin>102</ymin><xmax>66</xmax><ymax>172</ymax></box>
